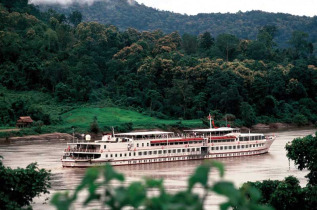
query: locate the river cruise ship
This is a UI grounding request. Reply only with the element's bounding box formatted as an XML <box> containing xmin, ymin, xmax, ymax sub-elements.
<box><xmin>61</xmin><ymin>127</ymin><xmax>275</xmax><ymax>167</ymax></box>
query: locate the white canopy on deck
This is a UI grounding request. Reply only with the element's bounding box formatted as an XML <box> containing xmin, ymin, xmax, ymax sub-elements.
<box><xmin>115</xmin><ymin>131</ymin><xmax>174</xmax><ymax>136</ymax></box>
<box><xmin>184</xmin><ymin>127</ymin><xmax>239</xmax><ymax>132</ymax></box>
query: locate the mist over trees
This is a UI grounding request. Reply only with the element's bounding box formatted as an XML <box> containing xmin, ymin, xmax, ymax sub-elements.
<box><xmin>37</xmin><ymin>0</ymin><xmax>317</xmax><ymax>49</ymax></box>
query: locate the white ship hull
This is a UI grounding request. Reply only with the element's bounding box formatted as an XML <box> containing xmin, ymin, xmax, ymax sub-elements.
<box><xmin>62</xmin><ymin>138</ymin><xmax>274</xmax><ymax>168</ymax></box>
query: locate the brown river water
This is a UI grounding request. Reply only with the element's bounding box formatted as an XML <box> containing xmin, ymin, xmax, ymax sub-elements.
<box><xmin>0</xmin><ymin>128</ymin><xmax>316</xmax><ymax>209</ymax></box>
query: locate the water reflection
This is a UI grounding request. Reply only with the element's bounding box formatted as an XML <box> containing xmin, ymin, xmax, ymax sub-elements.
<box><xmin>0</xmin><ymin>128</ymin><xmax>315</xmax><ymax>209</ymax></box>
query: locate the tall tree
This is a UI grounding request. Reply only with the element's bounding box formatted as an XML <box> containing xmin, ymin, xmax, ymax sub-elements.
<box><xmin>240</xmin><ymin>102</ymin><xmax>256</xmax><ymax>127</ymax></box>
<box><xmin>182</xmin><ymin>33</ymin><xmax>198</xmax><ymax>55</ymax></box>
<box><xmin>216</xmin><ymin>34</ymin><xmax>239</xmax><ymax>61</ymax></box>
<box><xmin>289</xmin><ymin>31</ymin><xmax>310</xmax><ymax>58</ymax></box>
<box><xmin>285</xmin><ymin>133</ymin><xmax>317</xmax><ymax>185</ymax></box>
<box><xmin>68</xmin><ymin>10</ymin><xmax>82</xmax><ymax>27</ymax></box>
<box><xmin>199</xmin><ymin>31</ymin><xmax>214</xmax><ymax>50</ymax></box>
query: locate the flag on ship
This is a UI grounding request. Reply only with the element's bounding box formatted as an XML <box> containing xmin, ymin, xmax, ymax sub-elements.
<box><xmin>207</xmin><ymin>113</ymin><xmax>211</xmax><ymax>120</ymax></box>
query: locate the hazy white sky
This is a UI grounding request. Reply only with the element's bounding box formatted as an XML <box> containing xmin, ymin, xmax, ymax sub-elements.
<box><xmin>135</xmin><ymin>0</ymin><xmax>316</xmax><ymax>17</ymax></box>
<box><xmin>30</xmin><ymin>0</ymin><xmax>317</xmax><ymax>17</ymax></box>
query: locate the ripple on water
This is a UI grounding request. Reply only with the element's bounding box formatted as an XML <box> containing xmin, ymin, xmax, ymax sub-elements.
<box><xmin>0</xmin><ymin>129</ymin><xmax>315</xmax><ymax>210</ymax></box>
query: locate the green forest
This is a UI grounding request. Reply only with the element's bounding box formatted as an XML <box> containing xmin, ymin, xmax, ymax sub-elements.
<box><xmin>39</xmin><ymin>0</ymin><xmax>317</xmax><ymax>49</ymax></box>
<box><xmin>0</xmin><ymin>0</ymin><xmax>317</xmax><ymax>132</ymax></box>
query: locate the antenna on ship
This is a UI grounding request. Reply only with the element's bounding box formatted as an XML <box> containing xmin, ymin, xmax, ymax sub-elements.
<box><xmin>112</xmin><ymin>127</ymin><xmax>115</xmax><ymax>137</ymax></box>
<box><xmin>208</xmin><ymin>113</ymin><xmax>212</xmax><ymax>129</ymax></box>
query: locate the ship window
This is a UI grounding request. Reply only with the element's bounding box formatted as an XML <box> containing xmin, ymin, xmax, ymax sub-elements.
<box><xmin>142</xmin><ymin>143</ymin><xmax>144</xmax><ymax>147</ymax></box>
<box><xmin>163</xmin><ymin>150</ymin><xmax>167</xmax><ymax>154</ymax></box>
<box><xmin>147</xmin><ymin>143</ymin><xmax>149</xmax><ymax>146</ymax></box>
<box><xmin>149</xmin><ymin>151</ymin><xmax>152</xmax><ymax>155</ymax></box>
<box><xmin>129</xmin><ymin>153</ymin><xmax>131</xmax><ymax>156</ymax></box>
<box><xmin>104</xmin><ymin>145</ymin><xmax>106</xmax><ymax>149</ymax></box>
<box><xmin>120</xmin><ymin>154</ymin><xmax>122</xmax><ymax>157</ymax></box>
<box><xmin>237</xmin><ymin>145</ymin><xmax>240</xmax><ymax>149</ymax></box>
<box><xmin>154</xmin><ymin>151</ymin><xmax>157</xmax><ymax>154</ymax></box>
<box><xmin>115</xmin><ymin>154</ymin><xmax>117</xmax><ymax>157</ymax></box>
<box><xmin>177</xmin><ymin>149</ymin><xmax>181</xmax><ymax>153</ymax></box>
<box><xmin>144</xmin><ymin>151</ymin><xmax>147</xmax><ymax>155</ymax></box>
<box><xmin>246</xmin><ymin>145</ymin><xmax>248</xmax><ymax>148</ymax></box>
<box><xmin>168</xmin><ymin>150</ymin><xmax>171</xmax><ymax>153</ymax></box>
<box><xmin>189</xmin><ymin>141</ymin><xmax>193</xmax><ymax>144</ymax></box>
<box><xmin>158</xmin><ymin>150</ymin><xmax>162</xmax><ymax>154</ymax></box>
<box><xmin>229</xmin><ymin>146</ymin><xmax>232</xmax><ymax>149</ymax></box>
<box><xmin>220</xmin><ymin>146</ymin><xmax>223</xmax><ymax>150</ymax></box>
<box><xmin>182</xmin><ymin>149</ymin><xmax>185</xmax><ymax>152</ymax></box>
<box><xmin>191</xmin><ymin>148</ymin><xmax>195</xmax><ymax>152</ymax></box>
<box><xmin>106</xmin><ymin>154</ymin><xmax>108</xmax><ymax>158</ymax></box>
<box><xmin>110</xmin><ymin>154</ymin><xmax>113</xmax><ymax>157</ymax></box>
<box><xmin>224</xmin><ymin>146</ymin><xmax>227</xmax><ymax>150</ymax></box>
<box><xmin>172</xmin><ymin>149</ymin><xmax>176</xmax><ymax>153</ymax></box>
<box><xmin>187</xmin><ymin>148</ymin><xmax>190</xmax><ymax>152</ymax></box>
<box><xmin>216</xmin><ymin>147</ymin><xmax>219</xmax><ymax>150</ymax></box>
<box><xmin>242</xmin><ymin>145</ymin><xmax>245</xmax><ymax>148</ymax></box>
<box><xmin>233</xmin><ymin>146</ymin><xmax>236</xmax><ymax>149</ymax></box>
<box><xmin>138</xmin><ymin>152</ymin><xmax>142</xmax><ymax>156</ymax></box>
<box><xmin>211</xmin><ymin>147</ymin><xmax>214</xmax><ymax>150</ymax></box>
<box><xmin>196</xmin><ymin>148</ymin><xmax>200</xmax><ymax>151</ymax></box>
<box><xmin>133</xmin><ymin>152</ymin><xmax>136</xmax><ymax>156</ymax></box>
<box><xmin>137</xmin><ymin>143</ymin><xmax>139</xmax><ymax>147</ymax></box>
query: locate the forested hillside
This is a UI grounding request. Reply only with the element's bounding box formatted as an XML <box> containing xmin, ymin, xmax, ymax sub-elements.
<box><xmin>37</xmin><ymin>0</ymin><xmax>317</xmax><ymax>48</ymax></box>
<box><xmin>0</xmin><ymin>0</ymin><xmax>317</xmax><ymax>130</ymax></box>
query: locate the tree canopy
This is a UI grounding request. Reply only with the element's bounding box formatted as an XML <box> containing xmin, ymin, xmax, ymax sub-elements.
<box><xmin>0</xmin><ymin>1</ymin><xmax>316</xmax><ymax>128</ymax></box>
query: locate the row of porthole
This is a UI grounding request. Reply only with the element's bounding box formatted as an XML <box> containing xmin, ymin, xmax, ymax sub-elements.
<box><xmin>127</xmin><ymin>156</ymin><xmax>200</xmax><ymax>164</ymax></box>
<box><xmin>215</xmin><ymin>150</ymin><xmax>261</xmax><ymax>157</ymax></box>
<box><xmin>105</xmin><ymin>148</ymin><xmax>201</xmax><ymax>158</ymax></box>
<box><xmin>211</xmin><ymin>143</ymin><xmax>265</xmax><ymax>151</ymax></box>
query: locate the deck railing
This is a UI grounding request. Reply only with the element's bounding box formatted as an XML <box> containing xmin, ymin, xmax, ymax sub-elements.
<box><xmin>64</xmin><ymin>149</ymin><xmax>100</xmax><ymax>153</ymax></box>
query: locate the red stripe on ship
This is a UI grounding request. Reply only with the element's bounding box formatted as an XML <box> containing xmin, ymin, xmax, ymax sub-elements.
<box><xmin>150</xmin><ymin>138</ymin><xmax>203</xmax><ymax>144</ymax></box>
<box><xmin>150</xmin><ymin>136</ymin><xmax>236</xmax><ymax>144</ymax></box>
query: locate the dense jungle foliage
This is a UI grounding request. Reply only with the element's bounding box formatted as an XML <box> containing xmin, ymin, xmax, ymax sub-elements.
<box><xmin>1</xmin><ymin>0</ymin><xmax>317</xmax><ymax>129</ymax></box>
<box><xmin>243</xmin><ymin>133</ymin><xmax>317</xmax><ymax>210</ymax></box>
<box><xmin>38</xmin><ymin>0</ymin><xmax>317</xmax><ymax>48</ymax></box>
<box><xmin>0</xmin><ymin>156</ymin><xmax>51</xmax><ymax>209</ymax></box>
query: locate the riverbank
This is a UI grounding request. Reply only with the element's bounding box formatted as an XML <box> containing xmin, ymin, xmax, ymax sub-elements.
<box><xmin>0</xmin><ymin>132</ymin><xmax>73</xmax><ymax>143</ymax></box>
<box><xmin>1</xmin><ymin>123</ymin><xmax>314</xmax><ymax>142</ymax></box>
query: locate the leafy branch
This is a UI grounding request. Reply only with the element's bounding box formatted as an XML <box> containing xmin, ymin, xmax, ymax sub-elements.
<box><xmin>51</xmin><ymin>161</ymin><xmax>273</xmax><ymax>210</ymax></box>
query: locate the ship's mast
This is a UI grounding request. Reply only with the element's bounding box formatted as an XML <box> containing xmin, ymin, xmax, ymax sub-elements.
<box><xmin>208</xmin><ymin>113</ymin><xmax>212</xmax><ymax>129</ymax></box>
<box><xmin>208</xmin><ymin>113</ymin><xmax>212</xmax><ymax>138</ymax></box>
<box><xmin>112</xmin><ymin>127</ymin><xmax>115</xmax><ymax>137</ymax></box>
